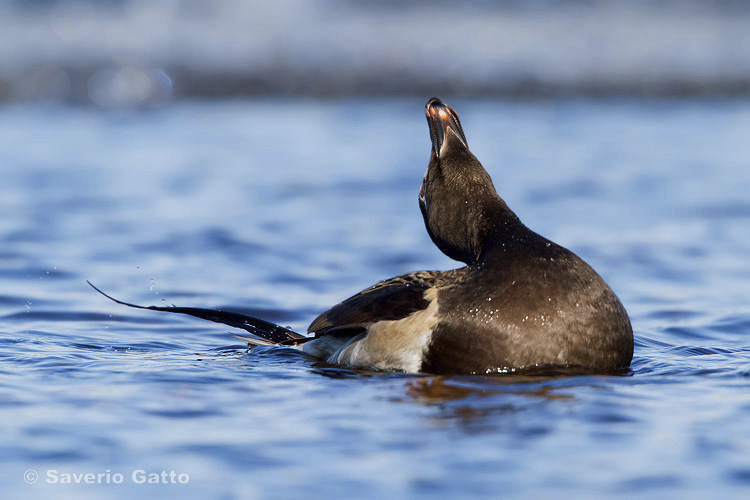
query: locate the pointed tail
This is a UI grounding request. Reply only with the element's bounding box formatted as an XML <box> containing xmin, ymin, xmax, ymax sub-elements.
<box><xmin>87</xmin><ymin>281</ymin><xmax>308</xmax><ymax>347</ymax></box>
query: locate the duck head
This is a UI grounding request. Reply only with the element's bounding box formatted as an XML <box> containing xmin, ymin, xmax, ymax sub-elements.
<box><xmin>420</xmin><ymin>98</ymin><xmax>515</xmax><ymax>264</ymax></box>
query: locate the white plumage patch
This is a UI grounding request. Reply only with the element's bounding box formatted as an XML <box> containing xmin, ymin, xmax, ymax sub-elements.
<box><xmin>300</xmin><ymin>334</ymin><xmax>358</xmax><ymax>360</ymax></box>
<box><xmin>331</xmin><ymin>288</ymin><xmax>439</xmax><ymax>372</ymax></box>
<box><xmin>300</xmin><ymin>288</ymin><xmax>439</xmax><ymax>373</ymax></box>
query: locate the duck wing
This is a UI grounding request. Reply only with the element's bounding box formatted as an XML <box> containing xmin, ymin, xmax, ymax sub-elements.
<box><xmin>308</xmin><ymin>270</ymin><xmax>452</xmax><ymax>336</ymax></box>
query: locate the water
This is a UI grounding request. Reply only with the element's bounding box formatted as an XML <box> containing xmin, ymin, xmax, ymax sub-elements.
<box><xmin>1</xmin><ymin>98</ymin><xmax>750</xmax><ymax>499</ymax></box>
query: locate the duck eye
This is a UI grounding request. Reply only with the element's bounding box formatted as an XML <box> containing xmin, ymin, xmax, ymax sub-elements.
<box><xmin>419</xmin><ymin>180</ymin><xmax>426</xmax><ymax>202</ymax></box>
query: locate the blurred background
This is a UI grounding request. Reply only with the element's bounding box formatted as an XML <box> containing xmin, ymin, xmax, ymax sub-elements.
<box><xmin>3</xmin><ymin>0</ymin><xmax>750</xmax><ymax>105</ymax></box>
<box><xmin>3</xmin><ymin>2</ymin><xmax>750</xmax><ymax>499</ymax></box>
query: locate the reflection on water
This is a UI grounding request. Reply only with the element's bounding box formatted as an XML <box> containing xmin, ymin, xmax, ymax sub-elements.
<box><xmin>405</xmin><ymin>376</ymin><xmax>577</xmax><ymax>403</ymax></box>
<box><xmin>400</xmin><ymin>377</ymin><xmax>578</xmax><ymax>434</ymax></box>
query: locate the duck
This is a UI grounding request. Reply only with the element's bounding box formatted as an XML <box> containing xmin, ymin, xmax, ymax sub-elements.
<box><xmin>90</xmin><ymin>98</ymin><xmax>633</xmax><ymax>375</ymax></box>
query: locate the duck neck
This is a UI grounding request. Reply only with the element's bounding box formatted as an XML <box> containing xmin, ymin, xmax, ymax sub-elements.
<box><xmin>473</xmin><ymin>207</ymin><xmax>536</xmax><ymax>266</ymax></box>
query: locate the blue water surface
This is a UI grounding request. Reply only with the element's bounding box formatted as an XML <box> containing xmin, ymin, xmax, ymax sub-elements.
<box><xmin>1</xmin><ymin>98</ymin><xmax>750</xmax><ymax>499</ymax></box>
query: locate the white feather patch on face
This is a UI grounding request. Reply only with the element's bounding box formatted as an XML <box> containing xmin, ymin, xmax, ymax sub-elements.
<box><xmin>328</xmin><ymin>288</ymin><xmax>439</xmax><ymax>373</ymax></box>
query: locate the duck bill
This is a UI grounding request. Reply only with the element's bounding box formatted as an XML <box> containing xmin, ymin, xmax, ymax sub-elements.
<box><xmin>425</xmin><ymin>98</ymin><xmax>468</xmax><ymax>158</ymax></box>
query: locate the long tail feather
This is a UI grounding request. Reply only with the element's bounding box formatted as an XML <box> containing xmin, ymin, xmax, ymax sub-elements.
<box><xmin>87</xmin><ymin>281</ymin><xmax>307</xmax><ymax>346</ymax></box>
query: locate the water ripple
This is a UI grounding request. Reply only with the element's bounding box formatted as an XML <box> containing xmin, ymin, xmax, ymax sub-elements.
<box><xmin>2</xmin><ymin>99</ymin><xmax>749</xmax><ymax>498</ymax></box>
